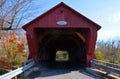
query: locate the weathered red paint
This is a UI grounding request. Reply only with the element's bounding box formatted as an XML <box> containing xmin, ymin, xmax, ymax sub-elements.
<box><xmin>22</xmin><ymin>2</ymin><xmax>101</xmax><ymax>67</ymax></box>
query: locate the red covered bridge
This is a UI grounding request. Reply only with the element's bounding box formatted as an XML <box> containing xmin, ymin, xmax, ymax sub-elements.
<box><xmin>22</xmin><ymin>2</ymin><xmax>101</xmax><ymax>68</ymax></box>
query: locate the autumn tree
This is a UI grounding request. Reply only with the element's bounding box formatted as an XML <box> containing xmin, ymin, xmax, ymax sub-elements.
<box><xmin>95</xmin><ymin>51</ymin><xmax>104</xmax><ymax>60</ymax></box>
<box><xmin>0</xmin><ymin>31</ymin><xmax>27</xmax><ymax>69</ymax></box>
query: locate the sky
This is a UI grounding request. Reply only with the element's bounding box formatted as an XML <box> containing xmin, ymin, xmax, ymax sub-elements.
<box><xmin>27</xmin><ymin>0</ymin><xmax>120</xmax><ymax>41</ymax></box>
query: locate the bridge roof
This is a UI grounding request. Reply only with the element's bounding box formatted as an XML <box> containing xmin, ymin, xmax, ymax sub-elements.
<box><xmin>22</xmin><ymin>2</ymin><xmax>101</xmax><ymax>31</ymax></box>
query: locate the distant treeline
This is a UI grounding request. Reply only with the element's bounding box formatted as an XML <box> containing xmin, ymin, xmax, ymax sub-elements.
<box><xmin>95</xmin><ymin>39</ymin><xmax>120</xmax><ymax>64</ymax></box>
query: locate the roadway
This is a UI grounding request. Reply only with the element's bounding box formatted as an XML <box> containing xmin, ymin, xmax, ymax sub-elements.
<box><xmin>27</xmin><ymin>68</ymin><xmax>102</xmax><ymax>79</ymax></box>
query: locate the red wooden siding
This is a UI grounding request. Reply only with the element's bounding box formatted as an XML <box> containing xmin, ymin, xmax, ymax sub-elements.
<box><xmin>22</xmin><ymin>2</ymin><xmax>101</xmax><ymax>67</ymax></box>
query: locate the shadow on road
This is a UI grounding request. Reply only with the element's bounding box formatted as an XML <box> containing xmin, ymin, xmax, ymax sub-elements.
<box><xmin>28</xmin><ymin>67</ymin><xmax>100</xmax><ymax>79</ymax></box>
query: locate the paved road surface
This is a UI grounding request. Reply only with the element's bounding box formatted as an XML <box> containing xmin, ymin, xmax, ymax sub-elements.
<box><xmin>28</xmin><ymin>69</ymin><xmax>101</xmax><ymax>79</ymax></box>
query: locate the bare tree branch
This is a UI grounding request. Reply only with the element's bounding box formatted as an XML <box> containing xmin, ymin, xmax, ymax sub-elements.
<box><xmin>0</xmin><ymin>0</ymin><xmax>34</xmax><ymax>30</ymax></box>
<box><xmin>96</xmin><ymin>39</ymin><xmax>120</xmax><ymax>64</ymax></box>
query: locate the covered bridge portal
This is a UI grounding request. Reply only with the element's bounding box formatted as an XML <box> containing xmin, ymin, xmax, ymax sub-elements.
<box><xmin>22</xmin><ymin>2</ymin><xmax>101</xmax><ymax>68</ymax></box>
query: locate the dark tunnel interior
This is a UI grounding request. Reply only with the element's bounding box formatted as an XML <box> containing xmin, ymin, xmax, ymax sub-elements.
<box><xmin>37</xmin><ymin>29</ymin><xmax>86</xmax><ymax>69</ymax></box>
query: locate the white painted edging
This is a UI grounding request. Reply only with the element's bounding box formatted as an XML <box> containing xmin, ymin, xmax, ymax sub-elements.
<box><xmin>91</xmin><ymin>59</ymin><xmax>120</xmax><ymax>75</ymax></box>
<box><xmin>0</xmin><ymin>59</ymin><xmax>34</xmax><ymax>79</ymax></box>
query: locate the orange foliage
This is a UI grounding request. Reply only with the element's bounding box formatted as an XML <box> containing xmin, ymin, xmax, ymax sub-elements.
<box><xmin>2</xmin><ymin>32</ymin><xmax>25</xmax><ymax>53</ymax></box>
<box><xmin>0</xmin><ymin>57</ymin><xmax>12</xmax><ymax>69</ymax></box>
<box><xmin>0</xmin><ymin>31</ymin><xmax>27</xmax><ymax>69</ymax></box>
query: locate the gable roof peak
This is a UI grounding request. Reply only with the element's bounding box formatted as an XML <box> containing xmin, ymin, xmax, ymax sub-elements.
<box><xmin>22</xmin><ymin>2</ymin><xmax>101</xmax><ymax>30</ymax></box>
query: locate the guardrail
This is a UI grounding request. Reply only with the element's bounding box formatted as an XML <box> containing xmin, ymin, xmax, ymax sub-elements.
<box><xmin>0</xmin><ymin>59</ymin><xmax>34</xmax><ymax>79</ymax></box>
<box><xmin>91</xmin><ymin>59</ymin><xmax>120</xmax><ymax>75</ymax></box>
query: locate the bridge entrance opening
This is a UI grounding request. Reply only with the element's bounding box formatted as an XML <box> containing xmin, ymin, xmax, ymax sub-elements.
<box><xmin>37</xmin><ymin>28</ymin><xmax>86</xmax><ymax>68</ymax></box>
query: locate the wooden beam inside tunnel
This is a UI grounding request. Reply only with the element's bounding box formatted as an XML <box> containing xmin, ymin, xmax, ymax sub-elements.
<box><xmin>75</xmin><ymin>32</ymin><xmax>85</xmax><ymax>42</ymax></box>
